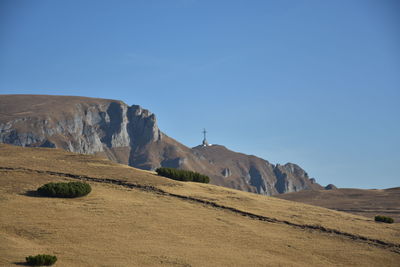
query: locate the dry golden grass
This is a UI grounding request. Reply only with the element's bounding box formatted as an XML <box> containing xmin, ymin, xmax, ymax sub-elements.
<box><xmin>276</xmin><ymin>187</ymin><xmax>400</xmax><ymax>221</ymax></box>
<box><xmin>0</xmin><ymin>144</ymin><xmax>399</xmax><ymax>266</ymax></box>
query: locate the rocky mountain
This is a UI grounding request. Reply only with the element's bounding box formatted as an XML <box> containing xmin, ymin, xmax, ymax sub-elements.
<box><xmin>0</xmin><ymin>94</ymin><xmax>324</xmax><ymax>195</ymax></box>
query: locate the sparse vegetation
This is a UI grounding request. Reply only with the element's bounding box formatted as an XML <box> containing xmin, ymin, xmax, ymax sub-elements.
<box><xmin>25</xmin><ymin>254</ymin><xmax>57</xmax><ymax>266</ymax></box>
<box><xmin>374</xmin><ymin>215</ymin><xmax>394</xmax><ymax>224</ymax></box>
<box><xmin>37</xmin><ymin>181</ymin><xmax>91</xmax><ymax>198</ymax></box>
<box><xmin>156</xmin><ymin>167</ymin><xmax>210</xmax><ymax>183</ymax></box>
<box><xmin>1</xmin><ymin>144</ymin><xmax>399</xmax><ymax>266</ymax></box>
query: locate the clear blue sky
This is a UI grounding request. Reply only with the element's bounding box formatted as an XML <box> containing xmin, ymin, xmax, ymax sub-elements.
<box><xmin>1</xmin><ymin>0</ymin><xmax>399</xmax><ymax>189</ymax></box>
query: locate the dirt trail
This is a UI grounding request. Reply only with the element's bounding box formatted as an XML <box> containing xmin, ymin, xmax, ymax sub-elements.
<box><xmin>1</xmin><ymin>166</ymin><xmax>399</xmax><ymax>254</ymax></box>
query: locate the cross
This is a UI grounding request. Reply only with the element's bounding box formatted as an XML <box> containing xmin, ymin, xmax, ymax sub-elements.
<box><xmin>202</xmin><ymin>128</ymin><xmax>207</xmax><ymax>140</ymax></box>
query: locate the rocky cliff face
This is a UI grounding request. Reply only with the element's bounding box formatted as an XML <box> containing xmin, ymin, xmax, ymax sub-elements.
<box><xmin>189</xmin><ymin>145</ymin><xmax>323</xmax><ymax>195</ymax></box>
<box><xmin>0</xmin><ymin>95</ymin><xmax>160</xmax><ymax>164</ymax></box>
<box><xmin>0</xmin><ymin>95</ymin><xmax>324</xmax><ymax>195</ymax></box>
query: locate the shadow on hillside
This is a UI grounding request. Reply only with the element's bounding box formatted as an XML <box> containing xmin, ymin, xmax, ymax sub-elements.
<box><xmin>13</xmin><ymin>261</ymin><xmax>29</xmax><ymax>266</ymax></box>
<box><xmin>21</xmin><ymin>190</ymin><xmax>43</xmax><ymax>198</ymax></box>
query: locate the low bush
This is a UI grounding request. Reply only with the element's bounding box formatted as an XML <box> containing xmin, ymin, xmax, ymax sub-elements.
<box><xmin>25</xmin><ymin>254</ymin><xmax>57</xmax><ymax>266</ymax></box>
<box><xmin>37</xmin><ymin>181</ymin><xmax>91</xmax><ymax>198</ymax></box>
<box><xmin>375</xmin><ymin>215</ymin><xmax>394</xmax><ymax>224</ymax></box>
<box><xmin>156</xmin><ymin>167</ymin><xmax>210</xmax><ymax>183</ymax></box>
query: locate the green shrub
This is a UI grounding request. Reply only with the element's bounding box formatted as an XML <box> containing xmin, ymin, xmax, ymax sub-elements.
<box><xmin>26</xmin><ymin>254</ymin><xmax>57</xmax><ymax>266</ymax></box>
<box><xmin>37</xmin><ymin>181</ymin><xmax>91</xmax><ymax>198</ymax></box>
<box><xmin>156</xmin><ymin>167</ymin><xmax>210</xmax><ymax>183</ymax></box>
<box><xmin>375</xmin><ymin>215</ymin><xmax>394</xmax><ymax>224</ymax></box>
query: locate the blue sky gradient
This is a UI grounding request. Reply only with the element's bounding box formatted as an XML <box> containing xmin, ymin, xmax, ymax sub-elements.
<box><xmin>1</xmin><ymin>0</ymin><xmax>399</xmax><ymax>188</ymax></box>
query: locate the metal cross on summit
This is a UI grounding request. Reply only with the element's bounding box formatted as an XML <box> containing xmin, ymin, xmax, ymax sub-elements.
<box><xmin>202</xmin><ymin>128</ymin><xmax>209</xmax><ymax>147</ymax></box>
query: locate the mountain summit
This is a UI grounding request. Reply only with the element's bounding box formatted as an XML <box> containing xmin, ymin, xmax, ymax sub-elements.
<box><xmin>0</xmin><ymin>94</ymin><xmax>324</xmax><ymax>195</ymax></box>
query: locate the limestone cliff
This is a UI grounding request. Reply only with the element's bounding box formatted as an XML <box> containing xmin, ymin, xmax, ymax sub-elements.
<box><xmin>188</xmin><ymin>145</ymin><xmax>323</xmax><ymax>195</ymax></box>
<box><xmin>0</xmin><ymin>95</ymin><xmax>160</xmax><ymax>164</ymax></box>
<box><xmin>0</xmin><ymin>95</ymin><xmax>323</xmax><ymax>195</ymax></box>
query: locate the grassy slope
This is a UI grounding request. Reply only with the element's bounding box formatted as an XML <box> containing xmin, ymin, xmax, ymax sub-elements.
<box><xmin>0</xmin><ymin>144</ymin><xmax>399</xmax><ymax>266</ymax></box>
<box><xmin>276</xmin><ymin>188</ymin><xmax>400</xmax><ymax>222</ymax></box>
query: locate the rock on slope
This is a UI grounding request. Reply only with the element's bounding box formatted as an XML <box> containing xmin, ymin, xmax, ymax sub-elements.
<box><xmin>0</xmin><ymin>94</ymin><xmax>322</xmax><ymax>195</ymax></box>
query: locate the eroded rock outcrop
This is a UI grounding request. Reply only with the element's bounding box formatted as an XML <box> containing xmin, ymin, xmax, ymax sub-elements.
<box><xmin>325</xmin><ymin>184</ymin><xmax>338</xmax><ymax>190</ymax></box>
<box><xmin>190</xmin><ymin>145</ymin><xmax>321</xmax><ymax>195</ymax></box>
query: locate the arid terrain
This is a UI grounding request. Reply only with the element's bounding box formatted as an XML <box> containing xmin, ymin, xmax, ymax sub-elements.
<box><xmin>276</xmin><ymin>187</ymin><xmax>400</xmax><ymax>222</ymax></box>
<box><xmin>0</xmin><ymin>144</ymin><xmax>399</xmax><ymax>266</ymax></box>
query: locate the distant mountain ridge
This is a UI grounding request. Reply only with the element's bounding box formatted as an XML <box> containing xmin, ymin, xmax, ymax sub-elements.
<box><xmin>0</xmin><ymin>94</ymin><xmax>326</xmax><ymax>195</ymax></box>
<box><xmin>276</xmin><ymin>187</ymin><xmax>400</xmax><ymax>221</ymax></box>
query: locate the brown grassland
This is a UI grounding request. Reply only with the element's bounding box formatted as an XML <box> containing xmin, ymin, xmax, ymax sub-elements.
<box><xmin>0</xmin><ymin>144</ymin><xmax>399</xmax><ymax>266</ymax></box>
<box><xmin>276</xmin><ymin>187</ymin><xmax>400</xmax><ymax>222</ymax></box>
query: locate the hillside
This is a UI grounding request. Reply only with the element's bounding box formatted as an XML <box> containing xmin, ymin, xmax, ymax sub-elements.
<box><xmin>191</xmin><ymin>145</ymin><xmax>323</xmax><ymax>194</ymax></box>
<box><xmin>0</xmin><ymin>94</ymin><xmax>324</xmax><ymax>195</ymax></box>
<box><xmin>0</xmin><ymin>144</ymin><xmax>399</xmax><ymax>266</ymax></box>
<box><xmin>276</xmin><ymin>188</ymin><xmax>400</xmax><ymax>222</ymax></box>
